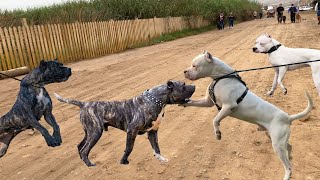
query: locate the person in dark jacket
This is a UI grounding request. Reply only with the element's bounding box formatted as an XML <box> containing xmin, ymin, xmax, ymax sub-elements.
<box><xmin>276</xmin><ymin>4</ymin><xmax>284</xmax><ymax>23</ymax></box>
<box><xmin>228</xmin><ymin>12</ymin><xmax>235</xmax><ymax>28</ymax></box>
<box><xmin>288</xmin><ymin>4</ymin><xmax>297</xmax><ymax>23</ymax></box>
<box><xmin>218</xmin><ymin>12</ymin><xmax>225</xmax><ymax>30</ymax></box>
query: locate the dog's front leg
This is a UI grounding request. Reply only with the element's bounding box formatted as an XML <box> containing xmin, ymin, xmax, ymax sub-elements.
<box><xmin>213</xmin><ymin>104</ymin><xmax>234</xmax><ymax>140</ymax></box>
<box><xmin>147</xmin><ymin>130</ymin><xmax>168</xmax><ymax>163</ymax></box>
<box><xmin>44</xmin><ymin>111</ymin><xmax>62</xmax><ymax>145</ymax></box>
<box><xmin>267</xmin><ymin>67</ymin><xmax>279</xmax><ymax>96</ymax></box>
<box><xmin>24</xmin><ymin>111</ymin><xmax>59</xmax><ymax>147</ymax></box>
<box><xmin>182</xmin><ymin>97</ymin><xmax>214</xmax><ymax>107</ymax></box>
<box><xmin>277</xmin><ymin>67</ymin><xmax>288</xmax><ymax>95</ymax></box>
<box><xmin>120</xmin><ymin>124</ymin><xmax>138</xmax><ymax>164</ymax></box>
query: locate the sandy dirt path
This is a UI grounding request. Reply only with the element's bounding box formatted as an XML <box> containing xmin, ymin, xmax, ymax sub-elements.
<box><xmin>0</xmin><ymin>13</ymin><xmax>320</xmax><ymax>180</ymax></box>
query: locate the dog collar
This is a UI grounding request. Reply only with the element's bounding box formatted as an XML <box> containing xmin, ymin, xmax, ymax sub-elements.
<box><xmin>265</xmin><ymin>44</ymin><xmax>282</xmax><ymax>54</ymax></box>
<box><xmin>143</xmin><ymin>90</ymin><xmax>165</xmax><ymax>108</ymax></box>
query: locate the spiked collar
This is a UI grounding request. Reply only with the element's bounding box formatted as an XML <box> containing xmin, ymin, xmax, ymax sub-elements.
<box><xmin>143</xmin><ymin>90</ymin><xmax>165</xmax><ymax>108</ymax></box>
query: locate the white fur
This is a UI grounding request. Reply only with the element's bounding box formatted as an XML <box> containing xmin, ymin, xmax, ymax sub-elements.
<box><xmin>37</xmin><ymin>88</ymin><xmax>50</xmax><ymax>106</ymax></box>
<box><xmin>183</xmin><ymin>51</ymin><xmax>313</xmax><ymax>180</ymax></box>
<box><xmin>253</xmin><ymin>34</ymin><xmax>320</xmax><ymax>96</ymax></box>
<box><xmin>153</xmin><ymin>150</ymin><xmax>168</xmax><ymax>163</ymax></box>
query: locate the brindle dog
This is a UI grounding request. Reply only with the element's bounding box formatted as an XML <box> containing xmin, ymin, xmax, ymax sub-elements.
<box><xmin>0</xmin><ymin>60</ymin><xmax>71</xmax><ymax>158</ymax></box>
<box><xmin>54</xmin><ymin>80</ymin><xmax>195</xmax><ymax>166</ymax></box>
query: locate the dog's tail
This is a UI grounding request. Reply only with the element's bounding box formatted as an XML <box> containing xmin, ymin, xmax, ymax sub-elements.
<box><xmin>289</xmin><ymin>91</ymin><xmax>313</xmax><ymax>122</ymax></box>
<box><xmin>54</xmin><ymin>93</ymin><xmax>84</xmax><ymax>108</ymax></box>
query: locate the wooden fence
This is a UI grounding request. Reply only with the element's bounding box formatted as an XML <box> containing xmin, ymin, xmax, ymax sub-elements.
<box><xmin>0</xmin><ymin>16</ymin><xmax>209</xmax><ymax>71</ymax></box>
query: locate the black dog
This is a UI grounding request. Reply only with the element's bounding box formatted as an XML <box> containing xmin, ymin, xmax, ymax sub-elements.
<box><xmin>55</xmin><ymin>80</ymin><xmax>195</xmax><ymax>166</ymax></box>
<box><xmin>0</xmin><ymin>60</ymin><xmax>71</xmax><ymax>158</ymax></box>
<box><xmin>282</xmin><ymin>16</ymin><xmax>286</xmax><ymax>23</ymax></box>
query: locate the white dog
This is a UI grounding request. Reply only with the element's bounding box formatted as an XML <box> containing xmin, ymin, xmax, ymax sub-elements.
<box><xmin>183</xmin><ymin>51</ymin><xmax>313</xmax><ymax>180</ymax></box>
<box><xmin>253</xmin><ymin>34</ymin><xmax>320</xmax><ymax>96</ymax></box>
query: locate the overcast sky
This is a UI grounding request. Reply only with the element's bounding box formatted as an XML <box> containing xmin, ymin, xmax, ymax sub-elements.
<box><xmin>0</xmin><ymin>0</ymin><xmax>74</xmax><ymax>11</ymax></box>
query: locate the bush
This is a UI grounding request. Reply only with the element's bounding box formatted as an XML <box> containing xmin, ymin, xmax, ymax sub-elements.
<box><xmin>0</xmin><ymin>0</ymin><xmax>261</xmax><ymax>27</ymax></box>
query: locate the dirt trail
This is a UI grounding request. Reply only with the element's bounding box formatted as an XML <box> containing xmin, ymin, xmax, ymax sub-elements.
<box><xmin>1</xmin><ymin>13</ymin><xmax>320</xmax><ymax>180</ymax></box>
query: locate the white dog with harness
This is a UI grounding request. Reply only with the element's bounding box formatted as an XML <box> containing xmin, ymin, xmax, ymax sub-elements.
<box><xmin>182</xmin><ymin>51</ymin><xmax>313</xmax><ymax>180</ymax></box>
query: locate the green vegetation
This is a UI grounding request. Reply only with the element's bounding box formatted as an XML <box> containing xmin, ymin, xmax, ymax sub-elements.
<box><xmin>0</xmin><ymin>0</ymin><xmax>261</xmax><ymax>27</ymax></box>
<box><xmin>146</xmin><ymin>25</ymin><xmax>215</xmax><ymax>46</ymax></box>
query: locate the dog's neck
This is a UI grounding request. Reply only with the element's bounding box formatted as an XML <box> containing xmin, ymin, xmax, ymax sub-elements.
<box><xmin>21</xmin><ymin>68</ymin><xmax>45</xmax><ymax>88</ymax></box>
<box><xmin>271</xmin><ymin>39</ymin><xmax>281</xmax><ymax>46</ymax></box>
<box><xmin>209</xmin><ymin>58</ymin><xmax>235</xmax><ymax>80</ymax></box>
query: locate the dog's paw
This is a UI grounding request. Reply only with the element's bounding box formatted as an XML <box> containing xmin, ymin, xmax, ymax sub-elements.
<box><xmin>45</xmin><ymin>136</ymin><xmax>60</xmax><ymax>147</ymax></box>
<box><xmin>155</xmin><ymin>153</ymin><xmax>169</xmax><ymax>163</ymax></box>
<box><xmin>283</xmin><ymin>88</ymin><xmax>287</xmax><ymax>95</ymax></box>
<box><xmin>266</xmin><ymin>91</ymin><xmax>274</xmax><ymax>96</ymax></box>
<box><xmin>53</xmin><ymin>132</ymin><xmax>62</xmax><ymax>144</ymax></box>
<box><xmin>215</xmin><ymin>131</ymin><xmax>222</xmax><ymax>140</ymax></box>
<box><xmin>120</xmin><ymin>158</ymin><xmax>129</xmax><ymax>165</ymax></box>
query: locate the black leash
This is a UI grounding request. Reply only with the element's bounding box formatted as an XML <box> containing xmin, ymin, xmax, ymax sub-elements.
<box><xmin>0</xmin><ymin>72</ymin><xmax>41</xmax><ymax>88</ymax></box>
<box><xmin>217</xmin><ymin>59</ymin><xmax>320</xmax><ymax>80</ymax></box>
<box><xmin>0</xmin><ymin>72</ymin><xmax>23</xmax><ymax>82</ymax></box>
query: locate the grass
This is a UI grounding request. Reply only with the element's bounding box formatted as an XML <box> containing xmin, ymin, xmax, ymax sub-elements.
<box><xmin>135</xmin><ymin>25</ymin><xmax>215</xmax><ymax>48</ymax></box>
<box><xmin>0</xmin><ymin>0</ymin><xmax>261</xmax><ymax>27</ymax></box>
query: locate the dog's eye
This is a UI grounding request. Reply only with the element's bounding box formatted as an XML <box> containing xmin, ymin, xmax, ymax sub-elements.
<box><xmin>192</xmin><ymin>65</ymin><xmax>196</xmax><ymax>68</ymax></box>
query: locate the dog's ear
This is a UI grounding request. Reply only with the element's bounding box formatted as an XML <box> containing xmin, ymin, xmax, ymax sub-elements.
<box><xmin>204</xmin><ymin>51</ymin><xmax>213</xmax><ymax>63</ymax></box>
<box><xmin>39</xmin><ymin>60</ymin><xmax>47</xmax><ymax>71</ymax></box>
<box><xmin>264</xmin><ymin>33</ymin><xmax>271</xmax><ymax>38</ymax></box>
<box><xmin>202</xmin><ymin>50</ymin><xmax>206</xmax><ymax>54</ymax></box>
<box><xmin>167</xmin><ymin>80</ymin><xmax>174</xmax><ymax>90</ymax></box>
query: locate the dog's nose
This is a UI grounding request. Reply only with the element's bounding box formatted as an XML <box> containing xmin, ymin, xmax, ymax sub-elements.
<box><xmin>184</xmin><ymin>70</ymin><xmax>187</xmax><ymax>74</ymax></box>
<box><xmin>252</xmin><ymin>47</ymin><xmax>257</xmax><ymax>52</ymax></box>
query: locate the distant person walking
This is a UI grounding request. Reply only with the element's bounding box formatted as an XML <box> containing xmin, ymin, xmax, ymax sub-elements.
<box><xmin>316</xmin><ymin>1</ymin><xmax>320</xmax><ymax>25</ymax></box>
<box><xmin>276</xmin><ymin>3</ymin><xmax>284</xmax><ymax>23</ymax></box>
<box><xmin>288</xmin><ymin>4</ymin><xmax>297</xmax><ymax>23</ymax></box>
<box><xmin>228</xmin><ymin>12</ymin><xmax>235</xmax><ymax>28</ymax></box>
<box><xmin>259</xmin><ymin>10</ymin><xmax>263</xmax><ymax>19</ymax></box>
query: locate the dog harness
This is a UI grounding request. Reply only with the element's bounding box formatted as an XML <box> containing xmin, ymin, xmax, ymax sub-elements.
<box><xmin>265</xmin><ymin>44</ymin><xmax>282</xmax><ymax>54</ymax></box>
<box><xmin>209</xmin><ymin>74</ymin><xmax>248</xmax><ymax>111</ymax></box>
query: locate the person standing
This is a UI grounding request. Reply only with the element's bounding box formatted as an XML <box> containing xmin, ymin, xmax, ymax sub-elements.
<box><xmin>228</xmin><ymin>12</ymin><xmax>235</xmax><ymax>28</ymax></box>
<box><xmin>253</xmin><ymin>11</ymin><xmax>258</xmax><ymax>19</ymax></box>
<box><xmin>218</xmin><ymin>12</ymin><xmax>225</xmax><ymax>30</ymax></box>
<box><xmin>316</xmin><ymin>1</ymin><xmax>320</xmax><ymax>25</ymax></box>
<box><xmin>288</xmin><ymin>4</ymin><xmax>297</xmax><ymax>23</ymax></box>
<box><xmin>276</xmin><ymin>3</ymin><xmax>284</xmax><ymax>23</ymax></box>
<box><xmin>259</xmin><ymin>10</ymin><xmax>263</xmax><ymax>19</ymax></box>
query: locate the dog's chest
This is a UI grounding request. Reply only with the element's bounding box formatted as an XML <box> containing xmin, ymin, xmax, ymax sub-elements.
<box><xmin>36</xmin><ymin>89</ymin><xmax>50</xmax><ymax>106</ymax></box>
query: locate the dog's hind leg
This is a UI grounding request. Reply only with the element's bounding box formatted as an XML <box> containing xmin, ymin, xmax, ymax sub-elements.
<box><xmin>79</xmin><ymin>128</ymin><xmax>103</xmax><ymax>167</ymax></box>
<box><xmin>78</xmin><ymin>111</ymin><xmax>103</xmax><ymax>167</ymax></box>
<box><xmin>310</xmin><ymin>65</ymin><xmax>320</xmax><ymax>96</ymax></box>
<box><xmin>213</xmin><ymin>104</ymin><xmax>235</xmax><ymax>140</ymax></box>
<box><xmin>77</xmin><ymin>130</ymin><xmax>87</xmax><ymax>156</ymax></box>
<box><xmin>269</xmin><ymin>125</ymin><xmax>292</xmax><ymax>180</ymax></box>
<box><xmin>0</xmin><ymin>130</ymin><xmax>21</xmax><ymax>158</ymax></box>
